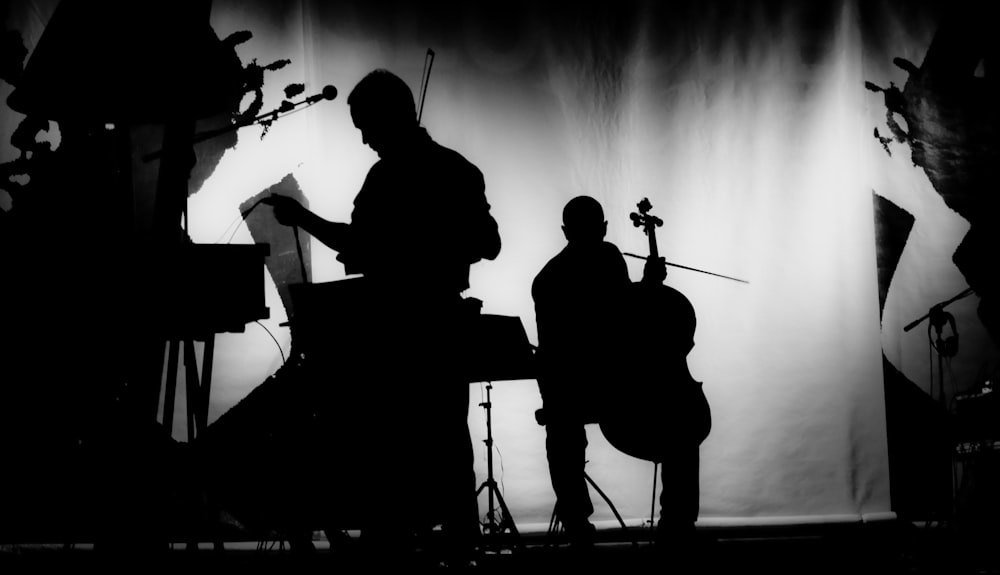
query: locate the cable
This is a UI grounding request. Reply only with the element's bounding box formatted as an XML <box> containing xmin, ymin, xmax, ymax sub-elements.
<box><xmin>226</xmin><ymin>222</ymin><xmax>246</xmax><ymax>244</ymax></box>
<box><xmin>240</xmin><ymin>198</ymin><xmax>266</xmax><ymax>221</ymax></box>
<box><xmin>256</xmin><ymin>320</ymin><xmax>287</xmax><ymax>365</ymax></box>
<box><xmin>487</xmin><ymin>383</ymin><xmax>508</xmax><ymax>516</ymax></box>
<box><xmin>213</xmin><ymin>199</ymin><xmax>262</xmax><ymax>245</ymax></box>
<box><xmin>928</xmin><ymin>328</ymin><xmax>935</xmax><ymax>404</ymax></box>
<box><xmin>226</xmin><ymin>198</ymin><xmax>270</xmax><ymax>244</ymax></box>
<box><xmin>231</xmin><ymin>198</ymin><xmax>308</xmax><ymax>284</ymax></box>
<box><xmin>479</xmin><ymin>382</ymin><xmax>487</xmax><ymax>459</ymax></box>
<box><xmin>213</xmin><ymin>212</ymin><xmax>246</xmax><ymax>244</ymax></box>
<box><xmin>292</xmin><ymin>225</ymin><xmax>308</xmax><ymax>283</ymax></box>
<box><xmin>497</xmin><ymin>439</ymin><xmax>506</xmax><ymax>499</ymax></box>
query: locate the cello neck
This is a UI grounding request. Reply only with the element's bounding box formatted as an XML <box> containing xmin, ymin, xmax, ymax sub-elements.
<box><xmin>630</xmin><ymin>197</ymin><xmax>664</xmax><ymax>285</ymax></box>
<box><xmin>631</xmin><ymin>197</ymin><xmax>663</xmax><ymax>262</ymax></box>
<box><xmin>646</xmin><ymin>222</ymin><xmax>659</xmax><ymax>261</ymax></box>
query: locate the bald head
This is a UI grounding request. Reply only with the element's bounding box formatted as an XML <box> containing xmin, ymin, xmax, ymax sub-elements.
<box><xmin>562</xmin><ymin>195</ymin><xmax>607</xmax><ymax>244</ymax></box>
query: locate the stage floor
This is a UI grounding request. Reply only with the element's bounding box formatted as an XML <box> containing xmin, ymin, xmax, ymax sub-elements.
<box><xmin>2</xmin><ymin>520</ymin><xmax>998</xmax><ymax>574</ymax></box>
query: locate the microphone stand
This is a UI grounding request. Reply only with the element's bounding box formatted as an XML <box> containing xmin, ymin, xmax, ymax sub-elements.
<box><xmin>903</xmin><ymin>288</ymin><xmax>974</xmax><ymax>333</ymax></box>
<box><xmin>904</xmin><ymin>288</ymin><xmax>974</xmax><ymax>526</ymax></box>
<box><xmin>141</xmin><ymin>86</ymin><xmax>337</xmax><ymax>163</ymax></box>
<box><xmin>903</xmin><ymin>288</ymin><xmax>973</xmax><ymax>405</ymax></box>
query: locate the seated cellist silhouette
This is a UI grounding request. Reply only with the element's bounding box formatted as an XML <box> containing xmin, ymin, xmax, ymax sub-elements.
<box><xmin>599</xmin><ymin>197</ymin><xmax>712</xmax><ymax>553</ymax></box>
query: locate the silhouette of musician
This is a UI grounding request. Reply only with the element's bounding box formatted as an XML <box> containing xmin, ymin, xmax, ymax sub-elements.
<box><xmin>532</xmin><ymin>195</ymin><xmax>630</xmax><ymax>545</ymax></box>
<box><xmin>266</xmin><ymin>69</ymin><xmax>500</xmax><ymax>566</ymax></box>
<box><xmin>534</xmin><ymin>195</ymin><xmax>710</xmax><ymax>554</ymax></box>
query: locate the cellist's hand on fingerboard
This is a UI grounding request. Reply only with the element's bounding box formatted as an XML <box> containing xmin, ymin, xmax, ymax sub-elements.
<box><xmin>643</xmin><ymin>256</ymin><xmax>667</xmax><ymax>285</ymax></box>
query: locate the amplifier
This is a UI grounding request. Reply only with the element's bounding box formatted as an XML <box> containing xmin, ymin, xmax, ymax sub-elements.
<box><xmin>954</xmin><ymin>385</ymin><xmax>999</xmax><ymax>445</ymax></box>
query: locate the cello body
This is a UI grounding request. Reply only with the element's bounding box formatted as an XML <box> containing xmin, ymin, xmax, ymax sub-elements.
<box><xmin>598</xmin><ymin>199</ymin><xmax>711</xmax><ymax>463</ymax></box>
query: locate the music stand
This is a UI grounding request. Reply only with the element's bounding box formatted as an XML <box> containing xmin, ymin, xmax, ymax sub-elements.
<box><xmin>464</xmin><ymin>314</ymin><xmax>535</xmax><ymax>554</ymax></box>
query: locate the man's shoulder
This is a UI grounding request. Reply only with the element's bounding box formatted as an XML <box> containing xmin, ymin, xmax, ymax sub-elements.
<box><xmin>362</xmin><ymin>144</ymin><xmax>474</xmax><ymax>183</ymax></box>
<box><xmin>361</xmin><ymin>156</ymin><xmax>390</xmax><ymax>183</ymax></box>
<box><xmin>554</xmin><ymin>241</ymin><xmax>625</xmax><ymax>264</ymax></box>
<box><xmin>426</xmin><ymin>139</ymin><xmax>481</xmax><ymax>175</ymax></box>
<box><xmin>532</xmin><ymin>246</ymin><xmax>574</xmax><ymax>290</ymax></box>
<box><xmin>598</xmin><ymin>240</ymin><xmax>626</xmax><ymax>262</ymax></box>
<box><xmin>598</xmin><ymin>240</ymin><xmax>622</xmax><ymax>253</ymax></box>
<box><xmin>533</xmin><ymin>242</ymin><xmax>627</xmax><ymax>291</ymax></box>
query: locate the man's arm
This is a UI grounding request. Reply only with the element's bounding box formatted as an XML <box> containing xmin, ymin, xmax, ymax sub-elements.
<box><xmin>466</xmin><ymin>166</ymin><xmax>501</xmax><ymax>263</ymax></box>
<box><xmin>295</xmin><ymin>209</ymin><xmax>351</xmax><ymax>253</ymax></box>
<box><xmin>475</xmin><ymin>209</ymin><xmax>501</xmax><ymax>262</ymax></box>
<box><xmin>263</xmin><ymin>194</ymin><xmax>350</xmax><ymax>252</ymax></box>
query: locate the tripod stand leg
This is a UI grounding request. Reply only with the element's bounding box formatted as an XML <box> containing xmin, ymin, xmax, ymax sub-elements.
<box><xmin>583</xmin><ymin>470</ymin><xmax>639</xmax><ymax>547</ymax></box>
<box><xmin>493</xmin><ymin>485</ymin><xmax>520</xmax><ymax>538</ymax></box>
<box><xmin>477</xmin><ymin>479</ymin><xmax>522</xmax><ymax>551</ymax></box>
<box><xmin>584</xmin><ymin>471</ymin><xmax>627</xmax><ymax>531</ymax></box>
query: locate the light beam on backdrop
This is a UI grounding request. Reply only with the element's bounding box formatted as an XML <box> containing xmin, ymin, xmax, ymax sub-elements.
<box><xmin>186</xmin><ymin>0</ymin><xmax>892</xmax><ymax>528</ymax></box>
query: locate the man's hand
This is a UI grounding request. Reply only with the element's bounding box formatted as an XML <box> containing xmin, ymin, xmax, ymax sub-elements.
<box><xmin>262</xmin><ymin>196</ymin><xmax>350</xmax><ymax>253</ymax></box>
<box><xmin>262</xmin><ymin>194</ymin><xmax>306</xmax><ymax>227</ymax></box>
<box><xmin>642</xmin><ymin>256</ymin><xmax>667</xmax><ymax>285</ymax></box>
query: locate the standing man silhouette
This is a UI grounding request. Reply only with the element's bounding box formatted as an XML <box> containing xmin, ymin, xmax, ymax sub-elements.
<box><xmin>267</xmin><ymin>69</ymin><xmax>500</xmax><ymax>567</ymax></box>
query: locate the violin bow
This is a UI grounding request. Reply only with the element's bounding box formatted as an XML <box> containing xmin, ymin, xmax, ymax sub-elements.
<box><xmin>417</xmin><ymin>48</ymin><xmax>436</xmax><ymax>125</ymax></box>
<box><xmin>623</xmin><ymin>252</ymin><xmax>749</xmax><ymax>284</ymax></box>
<box><xmin>625</xmin><ymin>198</ymin><xmax>749</xmax><ymax>284</ymax></box>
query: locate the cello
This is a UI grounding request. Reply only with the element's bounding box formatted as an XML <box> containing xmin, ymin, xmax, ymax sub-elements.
<box><xmin>599</xmin><ymin>198</ymin><xmax>712</xmax><ymax>462</ymax></box>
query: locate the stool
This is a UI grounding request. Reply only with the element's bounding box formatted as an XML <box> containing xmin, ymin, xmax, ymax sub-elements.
<box><xmin>535</xmin><ymin>408</ymin><xmax>633</xmax><ymax>545</ymax></box>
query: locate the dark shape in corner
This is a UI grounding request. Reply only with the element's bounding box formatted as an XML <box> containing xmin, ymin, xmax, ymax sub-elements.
<box><xmin>7</xmin><ymin>0</ymin><xmax>243</xmax><ymax>123</ymax></box>
<box><xmin>0</xmin><ymin>28</ymin><xmax>28</xmax><ymax>86</ymax></box>
<box><xmin>872</xmin><ymin>192</ymin><xmax>915</xmax><ymax>320</ymax></box>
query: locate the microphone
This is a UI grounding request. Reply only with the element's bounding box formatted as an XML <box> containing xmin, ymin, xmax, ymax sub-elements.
<box><xmin>305</xmin><ymin>85</ymin><xmax>338</xmax><ymax>104</ymax></box>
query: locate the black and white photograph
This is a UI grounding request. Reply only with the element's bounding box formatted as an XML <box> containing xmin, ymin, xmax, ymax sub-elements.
<box><xmin>1</xmin><ymin>0</ymin><xmax>998</xmax><ymax>572</ymax></box>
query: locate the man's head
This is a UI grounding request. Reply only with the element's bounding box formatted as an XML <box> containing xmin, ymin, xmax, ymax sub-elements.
<box><xmin>348</xmin><ymin>69</ymin><xmax>417</xmax><ymax>158</ymax></box>
<box><xmin>562</xmin><ymin>195</ymin><xmax>607</xmax><ymax>244</ymax></box>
